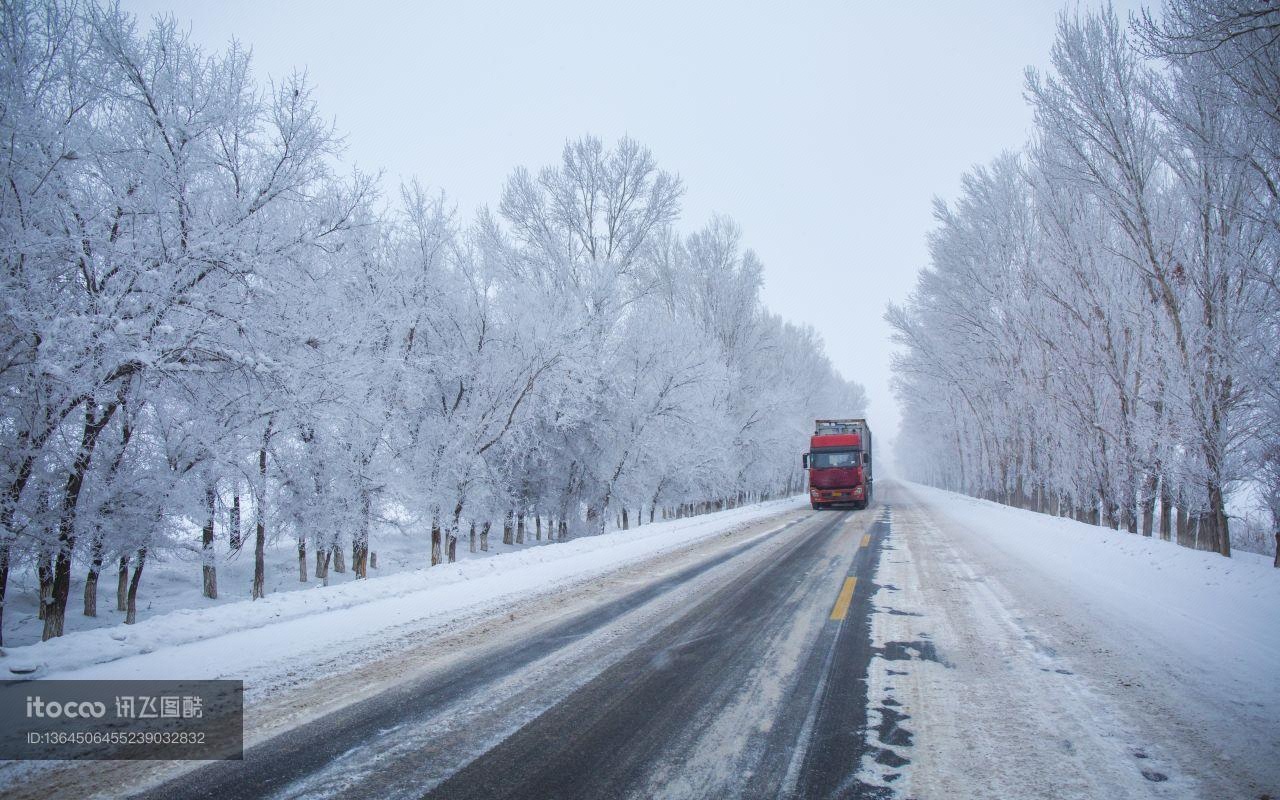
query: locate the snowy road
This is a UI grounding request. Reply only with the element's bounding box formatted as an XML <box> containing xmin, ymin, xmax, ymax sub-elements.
<box><xmin>132</xmin><ymin>503</ymin><xmax>886</xmax><ymax>800</ymax></box>
<box><xmin>7</xmin><ymin>481</ymin><xmax>1276</xmax><ymax>799</ymax></box>
<box><xmin>862</xmin><ymin>483</ymin><xmax>1279</xmax><ymax>799</ymax></box>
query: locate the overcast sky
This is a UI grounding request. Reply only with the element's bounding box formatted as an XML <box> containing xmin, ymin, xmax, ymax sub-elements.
<box><xmin>123</xmin><ymin>0</ymin><xmax>1143</xmax><ymax>467</ymax></box>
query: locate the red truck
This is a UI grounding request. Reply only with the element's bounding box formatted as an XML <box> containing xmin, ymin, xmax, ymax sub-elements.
<box><xmin>803</xmin><ymin>418</ymin><xmax>873</xmax><ymax>510</ymax></box>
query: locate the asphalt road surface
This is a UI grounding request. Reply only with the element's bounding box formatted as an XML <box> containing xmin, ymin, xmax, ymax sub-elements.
<box><xmin>139</xmin><ymin>502</ymin><xmax>890</xmax><ymax>800</ymax></box>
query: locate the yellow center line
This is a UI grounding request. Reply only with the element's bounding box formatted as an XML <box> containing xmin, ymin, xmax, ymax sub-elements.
<box><xmin>829</xmin><ymin>577</ymin><xmax>858</xmax><ymax>621</ymax></box>
<box><xmin>860</xmin><ymin>534</ymin><xmax>871</xmax><ymax>548</ymax></box>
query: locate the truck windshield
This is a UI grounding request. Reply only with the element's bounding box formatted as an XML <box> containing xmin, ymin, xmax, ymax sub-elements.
<box><xmin>810</xmin><ymin>450</ymin><xmax>859</xmax><ymax>469</ymax></box>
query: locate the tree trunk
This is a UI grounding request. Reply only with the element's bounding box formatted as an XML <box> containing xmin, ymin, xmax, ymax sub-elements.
<box><xmin>1</xmin><ymin>429</ymin><xmax>47</xmax><ymax>644</ymax></box>
<box><xmin>315</xmin><ymin>542</ymin><xmax>329</xmax><ymax>584</ymax></box>
<box><xmin>253</xmin><ymin>425</ymin><xmax>270</xmax><ymax>600</ymax></box>
<box><xmin>448</xmin><ymin>501</ymin><xmax>463</xmax><ymax>563</ymax></box>
<box><xmin>352</xmin><ymin>541</ymin><xmax>367</xmax><ymax>578</ymax></box>
<box><xmin>621</xmin><ymin>508</ymin><xmax>629</xmax><ymax>530</ymax></box>
<box><xmin>503</xmin><ymin>511</ymin><xmax>514</xmax><ymax>546</ymax></box>
<box><xmin>202</xmin><ymin>485</ymin><xmax>218</xmax><ymax>599</ymax></box>
<box><xmin>1139</xmin><ymin>473</ymin><xmax>1157</xmax><ymax>537</ymax></box>
<box><xmin>117</xmin><ymin>555</ymin><xmax>129</xmax><ymax>611</ymax></box>
<box><xmin>1158</xmin><ymin>478</ymin><xmax>1172</xmax><ymax>541</ymax></box>
<box><xmin>37</xmin><ymin>547</ymin><xmax>52</xmax><ymax>621</ymax></box>
<box><xmin>85</xmin><ymin>405</ymin><xmax>133</xmax><ymax>619</ymax></box>
<box><xmin>44</xmin><ymin>398</ymin><xmax>121</xmax><ymax>641</ymax></box>
<box><xmin>352</xmin><ymin>541</ymin><xmax>367</xmax><ymax>579</ymax></box>
<box><xmin>1176</xmin><ymin>501</ymin><xmax>1191</xmax><ymax>548</ymax></box>
<box><xmin>332</xmin><ymin>543</ymin><xmax>345</xmax><ymax>573</ymax></box>
<box><xmin>83</xmin><ymin>568</ymin><xmax>99</xmax><ymax>617</ymax></box>
<box><xmin>253</xmin><ymin>506</ymin><xmax>266</xmax><ymax>600</ymax></box>
<box><xmin>229</xmin><ymin>493</ymin><xmax>242</xmax><ymax>550</ymax></box>
<box><xmin>480</xmin><ymin>521</ymin><xmax>490</xmax><ymax>551</ymax></box>
<box><xmin>125</xmin><ymin>547</ymin><xmax>146</xmax><ymax>625</ymax></box>
<box><xmin>0</xmin><ymin>541</ymin><xmax>9</xmax><ymax>646</ymax></box>
<box><xmin>535</xmin><ymin>515</ymin><xmax>542</xmax><ymax>541</ymax></box>
<box><xmin>353</xmin><ymin>490</ymin><xmax>371</xmax><ymax>578</ymax></box>
<box><xmin>1209</xmin><ymin>481</ymin><xmax>1230</xmax><ymax>557</ymax></box>
<box><xmin>1121</xmin><ymin>464</ymin><xmax>1139</xmax><ymax>533</ymax></box>
<box><xmin>1195</xmin><ymin>509</ymin><xmax>1218</xmax><ymax>553</ymax></box>
<box><xmin>83</xmin><ymin>538</ymin><xmax>104</xmax><ymax>617</ymax></box>
<box><xmin>469</xmin><ymin>521</ymin><xmax>477</xmax><ymax>553</ymax></box>
<box><xmin>516</xmin><ymin>513</ymin><xmax>525</xmax><ymax>545</ymax></box>
<box><xmin>431</xmin><ymin>512</ymin><xmax>443</xmax><ymax>566</ymax></box>
<box><xmin>1194</xmin><ymin>513</ymin><xmax>1209</xmax><ymax>551</ymax></box>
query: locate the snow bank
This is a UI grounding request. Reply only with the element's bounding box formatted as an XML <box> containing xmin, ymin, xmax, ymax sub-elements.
<box><xmin>1</xmin><ymin>498</ymin><xmax>803</xmax><ymax>683</ymax></box>
<box><xmin>906</xmin><ymin>482</ymin><xmax>1278</xmax><ymax>603</ymax></box>
<box><xmin>876</xmin><ymin>481</ymin><xmax>1280</xmax><ymax>796</ymax></box>
<box><xmin>902</xmin><ymin>481</ymin><xmax>1280</xmax><ymax>718</ymax></box>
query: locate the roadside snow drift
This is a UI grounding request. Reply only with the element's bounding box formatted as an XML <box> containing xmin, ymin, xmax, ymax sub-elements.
<box><xmin>2</xmin><ymin>498</ymin><xmax>804</xmax><ymax>686</ymax></box>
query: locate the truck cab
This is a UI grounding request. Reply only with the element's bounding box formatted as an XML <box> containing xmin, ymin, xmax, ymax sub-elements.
<box><xmin>803</xmin><ymin>418</ymin><xmax>873</xmax><ymax>510</ymax></box>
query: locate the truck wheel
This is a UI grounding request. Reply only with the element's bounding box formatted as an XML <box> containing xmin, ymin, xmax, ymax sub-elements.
<box><xmin>811</xmin><ymin>502</ymin><xmax>823</xmax><ymax>510</ymax></box>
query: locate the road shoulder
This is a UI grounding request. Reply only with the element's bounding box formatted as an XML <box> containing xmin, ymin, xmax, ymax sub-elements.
<box><xmin>857</xmin><ymin>482</ymin><xmax>1270</xmax><ymax>799</ymax></box>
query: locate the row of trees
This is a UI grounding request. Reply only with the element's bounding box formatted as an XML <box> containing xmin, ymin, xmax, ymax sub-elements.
<box><xmin>0</xmin><ymin>0</ymin><xmax>866</xmax><ymax>643</ymax></box>
<box><xmin>890</xmin><ymin>2</ymin><xmax>1279</xmax><ymax>561</ymax></box>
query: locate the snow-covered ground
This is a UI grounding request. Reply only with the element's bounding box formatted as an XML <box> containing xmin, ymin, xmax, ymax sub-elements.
<box><xmin>1</xmin><ymin>497</ymin><xmax>805</xmax><ymax>685</ymax></box>
<box><xmin>3</xmin><ymin>510</ymin><xmax>684</xmax><ymax>649</ymax></box>
<box><xmin>860</xmin><ymin>481</ymin><xmax>1279</xmax><ymax>799</ymax></box>
<box><xmin>8</xmin><ymin>480</ymin><xmax>1276</xmax><ymax>799</ymax></box>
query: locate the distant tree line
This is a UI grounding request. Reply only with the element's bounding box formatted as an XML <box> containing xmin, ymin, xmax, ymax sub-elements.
<box><xmin>889</xmin><ymin>2</ymin><xmax>1280</xmax><ymax>562</ymax></box>
<box><xmin>0</xmin><ymin>0</ymin><xmax>866</xmax><ymax>643</ymax></box>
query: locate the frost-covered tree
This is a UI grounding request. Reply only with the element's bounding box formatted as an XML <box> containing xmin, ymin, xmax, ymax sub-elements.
<box><xmin>891</xmin><ymin>3</ymin><xmax>1278</xmax><ymax>559</ymax></box>
<box><xmin>0</xmin><ymin>1</ymin><xmax>868</xmax><ymax>645</ymax></box>
<box><xmin>1</xmin><ymin>0</ymin><xmax>355</xmax><ymax>638</ymax></box>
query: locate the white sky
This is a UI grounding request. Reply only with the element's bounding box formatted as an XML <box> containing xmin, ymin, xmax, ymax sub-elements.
<box><xmin>123</xmin><ymin>0</ymin><xmax>1143</xmax><ymax>465</ymax></box>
